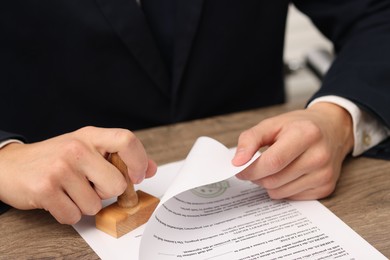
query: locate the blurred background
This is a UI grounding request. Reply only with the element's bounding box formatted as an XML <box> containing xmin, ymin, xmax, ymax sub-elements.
<box><xmin>284</xmin><ymin>4</ymin><xmax>332</xmax><ymax>102</ymax></box>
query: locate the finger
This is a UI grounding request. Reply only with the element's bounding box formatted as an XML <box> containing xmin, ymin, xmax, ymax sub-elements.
<box><xmin>236</xmin><ymin>126</ymin><xmax>311</xmax><ymax>181</ymax></box>
<box><xmin>145</xmin><ymin>158</ymin><xmax>158</xmax><ymax>179</ymax></box>
<box><xmin>76</xmin><ymin>127</ymin><xmax>150</xmax><ymax>184</ymax></box>
<box><xmin>286</xmin><ymin>184</ymin><xmax>336</xmax><ymax>200</ymax></box>
<box><xmin>232</xmin><ymin>120</ymin><xmax>281</xmax><ymax>166</ymax></box>
<box><xmin>80</xmin><ymin>153</ymin><xmax>128</xmax><ymax>200</ymax></box>
<box><xmin>42</xmin><ymin>191</ymin><xmax>82</xmax><ymax>225</ymax></box>
<box><xmin>253</xmin><ymin>146</ymin><xmax>330</xmax><ymax>189</ymax></box>
<box><xmin>251</xmin><ymin>159</ymin><xmax>306</xmax><ymax>190</ymax></box>
<box><xmin>118</xmin><ymin>145</ymin><xmax>149</xmax><ymax>184</ymax></box>
<box><xmin>266</xmin><ymin>168</ymin><xmax>337</xmax><ymax>200</ymax></box>
<box><xmin>62</xmin><ymin>171</ymin><xmax>102</xmax><ymax>216</ymax></box>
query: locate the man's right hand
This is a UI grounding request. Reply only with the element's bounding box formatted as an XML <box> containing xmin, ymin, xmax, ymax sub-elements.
<box><xmin>0</xmin><ymin>126</ymin><xmax>156</xmax><ymax>224</ymax></box>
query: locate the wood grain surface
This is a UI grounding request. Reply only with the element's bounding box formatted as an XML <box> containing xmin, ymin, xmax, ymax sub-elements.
<box><xmin>1</xmin><ymin>100</ymin><xmax>389</xmax><ymax>259</ymax></box>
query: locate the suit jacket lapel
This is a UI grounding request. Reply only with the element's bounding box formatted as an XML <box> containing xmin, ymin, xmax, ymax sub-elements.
<box><xmin>95</xmin><ymin>0</ymin><xmax>170</xmax><ymax>97</ymax></box>
<box><xmin>172</xmin><ymin>0</ymin><xmax>205</xmax><ymax>94</ymax></box>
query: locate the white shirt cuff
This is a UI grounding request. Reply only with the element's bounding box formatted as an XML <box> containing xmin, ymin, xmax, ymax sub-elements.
<box><xmin>308</xmin><ymin>95</ymin><xmax>390</xmax><ymax>156</ymax></box>
<box><xmin>0</xmin><ymin>139</ymin><xmax>24</xmax><ymax>149</ymax></box>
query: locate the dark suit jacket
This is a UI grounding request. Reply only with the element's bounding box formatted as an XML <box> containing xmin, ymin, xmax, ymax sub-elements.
<box><xmin>1</xmin><ymin>0</ymin><xmax>390</xmax><ymax>145</ymax></box>
<box><xmin>1</xmin><ymin>0</ymin><xmax>390</xmax><ymax>213</ymax></box>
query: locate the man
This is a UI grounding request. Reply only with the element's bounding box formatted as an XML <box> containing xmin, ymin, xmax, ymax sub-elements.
<box><xmin>0</xmin><ymin>0</ymin><xmax>389</xmax><ymax>224</ymax></box>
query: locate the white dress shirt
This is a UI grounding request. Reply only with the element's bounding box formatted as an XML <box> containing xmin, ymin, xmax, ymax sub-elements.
<box><xmin>309</xmin><ymin>95</ymin><xmax>390</xmax><ymax>156</ymax></box>
<box><xmin>0</xmin><ymin>139</ymin><xmax>23</xmax><ymax>149</ymax></box>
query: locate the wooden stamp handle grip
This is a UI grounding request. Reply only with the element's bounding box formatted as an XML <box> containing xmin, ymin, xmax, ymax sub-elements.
<box><xmin>110</xmin><ymin>153</ymin><xmax>139</xmax><ymax>208</ymax></box>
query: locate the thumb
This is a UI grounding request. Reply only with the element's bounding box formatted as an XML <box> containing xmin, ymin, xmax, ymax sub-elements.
<box><xmin>232</xmin><ymin>120</ymin><xmax>280</xmax><ymax>166</ymax></box>
<box><xmin>232</xmin><ymin>128</ymin><xmax>262</xmax><ymax>166</ymax></box>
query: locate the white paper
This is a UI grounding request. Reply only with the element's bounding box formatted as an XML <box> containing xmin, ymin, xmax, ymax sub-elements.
<box><xmin>73</xmin><ymin>137</ymin><xmax>386</xmax><ymax>260</ymax></box>
<box><xmin>73</xmin><ymin>160</ymin><xmax>181</xmax><ymax>260</ymax></box>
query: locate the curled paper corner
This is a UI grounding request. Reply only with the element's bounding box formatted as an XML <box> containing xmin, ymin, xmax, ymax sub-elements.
<box><xmin>139</xmin><ymin>136</ymin><xmax>260</xmax><ymax>259</ymax></box>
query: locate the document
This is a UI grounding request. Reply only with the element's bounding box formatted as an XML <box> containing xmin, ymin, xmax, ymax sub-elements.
<box><xmin>73</xmin><ymin>137</ymin><xmax>386</xmax><ymax>259</ymax></box>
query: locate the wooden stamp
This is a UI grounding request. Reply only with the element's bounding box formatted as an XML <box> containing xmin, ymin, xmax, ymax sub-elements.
<box><xmin>95</xmin><ymin>153</ymin><xmax>160</xmax><ymax>238</ymax></box>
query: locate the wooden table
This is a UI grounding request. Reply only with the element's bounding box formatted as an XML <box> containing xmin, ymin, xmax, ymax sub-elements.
<box><xmin>1</xmin><ymin>100</ymin><xmax>389</xmax><ymax>258</ymax></box>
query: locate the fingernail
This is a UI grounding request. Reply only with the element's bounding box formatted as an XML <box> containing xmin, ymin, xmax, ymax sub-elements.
<box><xmin>232</xmin><ymin>148</ymin><xmax>246</xmax><ymax>165</ymax></box>
<box><xmin>135</xmin><ymin>175</ymin><xmax>145</xmax><ymax>184</ymax></box>
<box><xmin>235</xmin><ymin>148</ymin><xmax>246</xmax><ymax>156</ymax></box>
